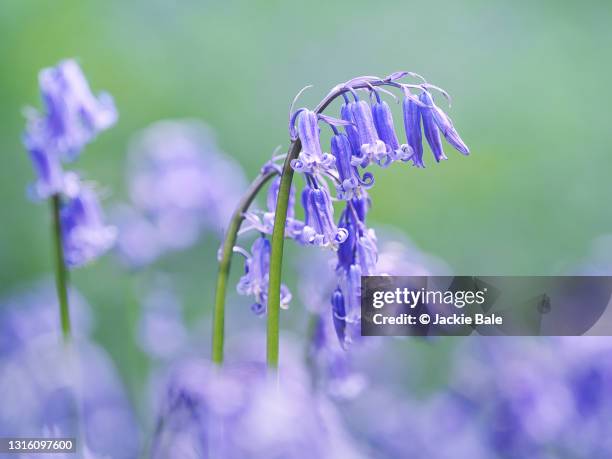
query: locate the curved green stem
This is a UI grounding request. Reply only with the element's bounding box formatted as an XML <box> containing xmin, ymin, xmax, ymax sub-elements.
<box><xmin>51</xmin><ymin>194</ymin><xmax>71</xmax><ymax>341</ymax></box>
<box><xmin>266</xmin><ymin>141</ymin><xmax>301</xmax><ymax>369</ymax></box>
<box><xmin>212</xmin><ymin>170</ymin><xmax>278</xmax><ymax>365</ymax></box>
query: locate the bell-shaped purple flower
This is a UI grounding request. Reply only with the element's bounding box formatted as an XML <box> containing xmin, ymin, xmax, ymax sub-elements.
<box><xmin>301</xmin><ymin>184</ymin><xmax>348</xmax><ymax>249</ymax></box>
<box><xmin>419</xmin><ymin>91</ymin><xmax>447</xmax><ymax>162</ymax></box>
<box><xmin>350</xmin><ymin>99</ymin><xmax>387</xmax><ymax>166</ymax></box>
<box><xmin>340</xmin><ymin>101</ymin><xmax>362</xmax><ymax>162</ymax></box>
<box><xmin>421</xmin><ymin>91</ymin><xmax>470</xmax><ymax>155</ymax></box>
<box><xmin>60</xmin><ymin>183</ymin><xmax>117</xmax><ymax>268</ymax></box>
<box><xmin>35</xmin><ymin>59</ymin><xmax>117</xmax><ymax>160</ymax></box>
<box><xmin>243</xmin><ymin>177</ymin><xmax>304</xmax><ymax>239</ymax></box>
<box><xmin>290</xmin><ymin>110</ymin><xmax>335</xmax><ymax>173</ymax></box>
<box><xmin>330</xmin><ymin>133</ymin><xmax>374</xmax><ymax>200</ymax></box>
<box><xmin>331</xmin><ymin>288</ymin><xmax>346</xmax><ymax>346</ymax></box>
<box><xmin>402</xmin><ymin>92</ymin><xmax>425</xmax><ymax>168</ymax></box>
<box><xmin>237</xmin><ymin>237</ymin><xmax>292</xmax><ymax>314</ymax></box>
<box><xmin>22</xmin><ymin>130</ymin><xmax>65</xmax><ymax>200</ymax></box>
<box><xmin>371</xmin><ymin>94</ymin><xmax>413</xmax><ymax>162</ymax></box>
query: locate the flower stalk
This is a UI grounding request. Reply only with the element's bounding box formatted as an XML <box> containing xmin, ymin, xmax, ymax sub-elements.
<box><xmin>51</xmin><ymin>194</ymin><xmax>71</xmax><ymax>341</ymax></box>
<box><xmin>212</xmin><ymin>169</ymin><xmax>278</xmax><ymax>365</ymax></box>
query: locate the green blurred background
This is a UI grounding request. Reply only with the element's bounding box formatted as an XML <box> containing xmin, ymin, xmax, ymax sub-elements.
<box><xmin>1</xmin><ymin>0</ymin><xmax>611</xmax><ymax>419</ymax></box>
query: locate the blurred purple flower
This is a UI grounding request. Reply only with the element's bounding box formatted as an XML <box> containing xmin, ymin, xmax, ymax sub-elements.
<box><xmin>115</xmin><ymin>120</ymin><xmax>247</xmax><ymax>267</ymax></box>
<box><xmin>22</xmin><ymin>59</ymin><xmax>116</xmax><ymax>201</ymax></box>
<box><xmin>0</xmin><ymin>280</ymin><xmax>92</xmax><ymax>355</ymax></box>
<box><xmin>152</xmin><ymin>359</ymin><xmax>364</xmax><ymax>458</ymax></box>
<box><xmin>136</xmin><ymin>282</ymin><xmax>189</xmax><ymax>361</ymax></box>
<box><xmin>60</xmin><ymin>182</ymin><xmax>117</xmax><ymax>268</ymax></box>
<box><xmin>0</xmin><ymin>282</ymin><xmax>138</xmax><ymax>458</ymax></box>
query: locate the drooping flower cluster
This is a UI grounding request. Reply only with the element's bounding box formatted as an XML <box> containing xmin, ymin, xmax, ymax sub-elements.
<box><xmin>235</xmin><ymin>73</ymin><xmax>469</xmax><ymax>330</ymax></box>
<box><xmin>22</xmin><ymin>59</ymin><xmax>117</xmax><ymax>268</ymax></box>
<box><xmin>114</xmin><ymin>120</ymin><xmax>247</xmax><ymax>267</ymax></box>
<box><xmin>288</xmin><ymin>73</ymin><xmax>469</xmax><ymax>347</ymax></box>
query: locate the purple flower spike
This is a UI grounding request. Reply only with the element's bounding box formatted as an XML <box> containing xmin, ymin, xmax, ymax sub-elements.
<box><xmin>36</xmin><ymin>59</ymin><xmax>117</xmax><ymax>160</ymax></box>
<box><xmin>330</xmin><ymin>133</ymin><xmax>373</xmax><ymax>200</ymax></box>
<box><xmin>350</xmin><ymin>99</ymin><xmax>387</xmax><ymax>166</ymax></box>
<box><xmin>60</xmin><ymin>183</ymin><xmax>117</xmax><ymax>268</ymax></box>
<box><xmin>419</xmin><ymin>91</ymin><xmax>447</xmax><ymax>162</ymax></box>
<box><xmin>237</xmin><ymin>237</ymin><xmax>292</xmax><ymax>314</ymax></box>
<box><xmin>290</xmin><ymin>110</ymin><xmax>335</xmax><ymax>173</ymax></box>
<box><xmin>331</xmin><ymin>288</ymin><xmax>346</xmax><ymax>346</ymax></box>
<box><xmin>301</xmin><ymin>184</ymin><xmax>348</xmax><ymax>249</ymax></box>
<box><xmin>402</xmin><ymin>92</ymin><xmax>425</xmax><ymax>168</ymax></box>
<box><xmin>371</xmin><ymin>96</ymin><xmax>413</xmax><ymax>162</ymax></box>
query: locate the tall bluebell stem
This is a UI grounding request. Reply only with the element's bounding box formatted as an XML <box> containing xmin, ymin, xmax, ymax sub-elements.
<box><xmin>52</xmin><ymin>194</ymin><xmax>71</xmax><ymax>341</ymax></box>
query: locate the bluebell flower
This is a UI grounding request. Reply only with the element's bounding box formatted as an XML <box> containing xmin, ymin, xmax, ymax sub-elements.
<box><xmin>22</xmin><ymin>128</ymin><xmax>65</xmax><ymax>200</ymax></box>
<box><xmin>243</xmin><ymin>176</ymin><xmax>304</xmax><ymax>239</ymax></box>
<box><xmin>420</xmin><ymin>90</ymin><xmax>470</xmax><ymax>155</ymax></box>
<box><xmin>331</xmin><ymin>288</ymin><xmax>346</xmax><ymax>345</ymax></box>
<box><xmin>33</xmin><ymin>59</ymin><xmax>117</xmax><ymax>161</ymax></box>
<box><xmin>301</xmin><ymin>181</ymin><xmax>348</xmax><ymax>249</ymax></box>
<box><xmin>237</xmin><ymin>237</ymin><xmax>292</xmax><ymax>314</ymax></box>
<box><xmin>330</xmin><ymin>132</ymin><xmax>374</xmax><ymax>200</ymax></box>
<box><xmin>371</xmin><ymin>91</ymin><xmax>413</xmax><ymax>162</ymax></box>
<box><xmin>419</xmin><ymin>91</ymin><xmax>447</xmax><ymax>162</ymax></box>
<box><xmin>340</xmin><ymin>100</ymin><xmax>363</xmax><ymax>165</ymax></box>
<box><xmin>402</xmin><ymin>91</ymin><xmax>425</xmax><ymax>168</ymax></box>
<box><xmin>290</xmin><ymin>109</ymin><xmax>335</xmax><ymax>174</ymax></box>
<box><xmin>60</xmin><ymin>182</ymin><xmax>117</xmax><ymax>268</ymax></box>
<box><xmin>349</xmin><ymin>99</ymin><xmax>387</xmax><ymax>166</ymax></box>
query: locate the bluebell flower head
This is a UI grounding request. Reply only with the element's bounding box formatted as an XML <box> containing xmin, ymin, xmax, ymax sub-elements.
<box><xmin>290</xmin><ymin>109</ymin><xmax>335</xmax><ymax>173</ymax></box>
<box><xmin>421</xmin><ymin>90</ymin><xmax>470</xmax><ymax>155</ymax></box>
<box><xmin>330</xmin><ymin>133</ymin><xmax>374</xmax><ymax>200</ymax></box>
<box><xmin>34</xmin><ymin>59</ymin><xmax>117</xmax><ymax>161</ymax></box>
<box><xmin>371</xmin><ymin>92</ymin><xmax>413</xmax><ymax>162</ymax></box>
<box><xmin>60</xmin><ymin>182</ymin><xmax>117</xmax><ymax>268</ymax></box>
<box><xmin>350</xmin><ymin>99</ymin><xmax>387</xmax><ymax>166</ymax></box>
<box><xmin>237</xmin><ymin>237</ymin><xmax>292</xmax><ymax>314</ymax></box>
<box><xmin>301</xmin><ymin>183</ymin><xmax>348</xmax><ymax>249</ymax></box>
<box><xmin>402</xmin><ymin>91</ymin><xmax>425</xmax><ymax>168</ymax></box>
<box><xmin>419</xmin><ymin>91</ymin><xmax>447</xmax><ymax>162</ymax></box>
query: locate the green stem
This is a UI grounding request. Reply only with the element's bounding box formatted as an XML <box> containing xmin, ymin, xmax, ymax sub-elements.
<box><xmin>51</xmin><ymin>194</ymin><xmax>71</xmax><ymax>341</ymax></box>
<box><xmin>266</xmin><ymin>141</ymin><xmax>301</xmax><ymax>369</ymax></box>
<box><xmin>212</xmin><ymin>170</ymin><xmax>277</xmax><ymax>365</ymax></box>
